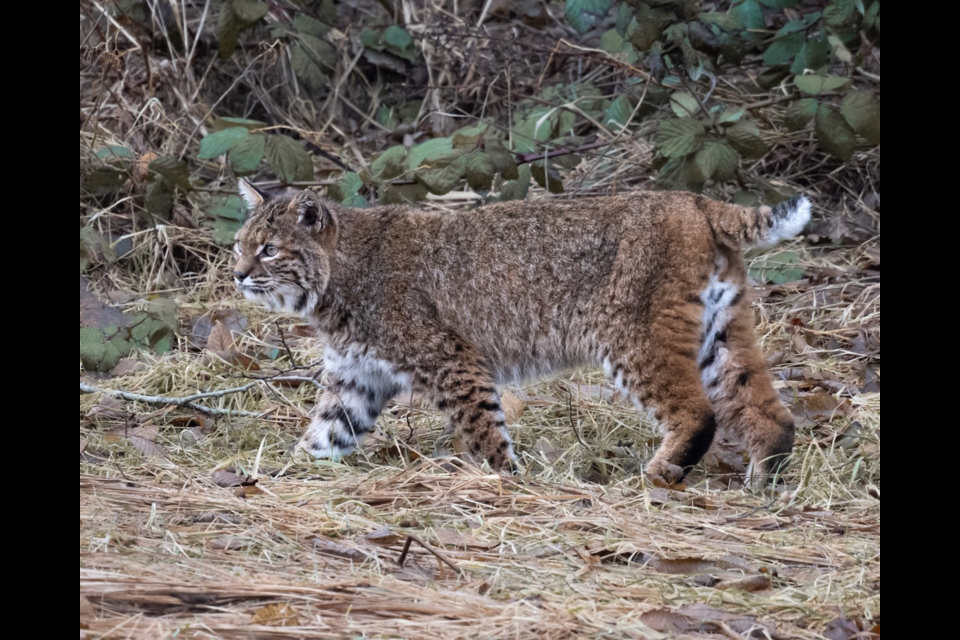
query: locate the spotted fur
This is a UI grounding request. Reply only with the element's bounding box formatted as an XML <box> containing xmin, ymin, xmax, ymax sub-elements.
<box><xmin>233</xmin><ymin>183</ymin><xmax>809</xmax><ymax>484</ymax></box>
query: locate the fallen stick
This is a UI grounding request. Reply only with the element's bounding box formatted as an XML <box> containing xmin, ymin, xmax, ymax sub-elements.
<box><xmin>79</xmin><ymin>382</ymin><xmax>271</xmax><ymax>418</ymax></box>
<box><xmin>398</xmin><ymin>534</ymin><xmax>466</xmax><ymax>578</ymax></box>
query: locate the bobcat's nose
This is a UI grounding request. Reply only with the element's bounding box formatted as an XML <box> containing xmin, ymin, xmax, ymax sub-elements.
<box><xmin>234</xmin><ymin>271</ymin><xmax>249</xmax><ymax>281</ymax></box>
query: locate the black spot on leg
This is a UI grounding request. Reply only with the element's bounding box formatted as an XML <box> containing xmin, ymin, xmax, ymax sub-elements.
<box><xmin>437</xmin><ymin>400</ymin><xmax>449</xmax><ymax>411</ymax></box>
<box><xmin>498</xmin><ymin>441</ymin><xmax>509</xmax><ymax>452</ymax></box>
<box><xmin>699</xmin><ymin>352</ymin><xmax>717</xmax><ymax>371</ymax></box>
<box><xmin>731</xmin><ymin>291</ymin><xmax>744</xmax><ymax>307</ymax></box>
<box><xmin>677</xmin><ymin>414</ymin><xmax>718</xmax><ymax>470</ymax></box>
<box><xmin>472</xmin><ymin>442</ymin><xmax>482</xmax><ymax>454</ymax></box>
<box><xmin>737</xmin><ymin>371</ymin><xmax>751</xmax><ymax>386</ymax></box>
<box><xmin>478</xmin><ymin>401</ymin><xmax>501</xmax><ymax>413</ymax></box>
<box><xmin>716</xmin><ymin>330</ymin><xmax>728</xmax><ymax>344</ymax></box>
<box><xmin>367</xmin><ymin>404</ymin><xmax>381</xmax><ymax>421</ymax></box>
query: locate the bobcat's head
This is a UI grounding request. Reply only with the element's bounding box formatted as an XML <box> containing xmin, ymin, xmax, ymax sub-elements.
<box><xmin>232</xmin><ymin>181</ymin><xmax>338</xmax><ymax>316</ymax></box>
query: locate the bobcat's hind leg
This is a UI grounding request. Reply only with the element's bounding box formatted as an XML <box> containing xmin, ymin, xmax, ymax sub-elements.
<box><xmin>298</xmin><ymin>348</ymin><xmax>408</xmax><ymax>460</ymax></box>
<box><xmin>408</xmin><ymin>330</ymin><xmax>516</xmax><ymax>471</ymax></box>
<box><xmin>702</xmin><ymin>300</ymin><xmax>795</xmax><ymax>485</ymax></box>
<box><xmin>601</xmin><ymin>297</ymin><xmax>718</xmax><ymax>487</ymax></box>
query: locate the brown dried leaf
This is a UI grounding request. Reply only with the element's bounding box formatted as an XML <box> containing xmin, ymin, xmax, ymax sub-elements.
<box><xmin>80</xmin><ymin>277</ymin><xmax>129</xmax><ymax>330</ymax></box>
<box><xmin>212</xmin><ymin>470</ymin><xmax>252</xmax><ymax>488</ymax></box>
<box><xmin>88</xmin><ymin>395</ymin><xmax>128</xmax><ymax>422</ymax></box>
<box><xmin>234</xmin><ymin>485</ymin><xmax>263</xmax><ymax>498</ymax></box>
<box><xmin>716</xmin><ymin>575</ymin><xmax>773</xmax><ymax>592</ymax></box>
<box><xmin>433</xmin><ymin>528</ymin><xmax>498</xmax><ymax>550</ymax></box>
<box><xmin>313</xmin><ymin>537</ymin><xmax>377</xmax><ymax>563</ymax></box>
<box><xmin>362</xmin><ymin>525</ymin><xmax>404</xmax><ymax>548</ymax></box>
<box><xmin>110</xmin><ymin>424</ymin><xmax>165</xmax><ymax>457</ymax></box>
<box><xmin>110</xmin><ymin>358</ymin><xmax>145</xmax><ymax>378</ymax></box>
<box><xmin>209</xmin><ymin>538</ymin><xmax>246</xmax><ymax>551</ymax></box>
<box><xmin>190</xmin><ymin>310</ymin><xmax>248</xmax><ymax>350</ymax></box>
<box><xmin>252</xmin><ymin>604</ymin><xmax>300</xmax><ymax>627</ymax></box>
<box><xmin>80</xmin><ymin>595</ymin><xmax>95</xmax><ymax>617</ymax></box>
<box><xmin>136</xmin><ymin>152</ymin><xmax>158</xmax><ymax>180</ymax></box>
<box><xmin>824</xmin><ymin>617</ymin><xmax>861</xmax><ymax>640</ymax></box>
<box><xmin>206</xmin><ymin>321</ymin><xmax>239</xmax><ymax>363</ymax></box>
<box><xmin>501</xmin><ymin>390</ymin><xmax>526</xmax><ymax>423</ymax></box>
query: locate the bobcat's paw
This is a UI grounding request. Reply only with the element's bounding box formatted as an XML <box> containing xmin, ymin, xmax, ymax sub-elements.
<box><xmin>296</xmin><ymin>422</ymin><xmax>357</xmax><ymax>461</ymax></box>
<box><xmin>645</xmin><ymin>459</ymin><xmax>686</xmax><ymax>488</ymax></box>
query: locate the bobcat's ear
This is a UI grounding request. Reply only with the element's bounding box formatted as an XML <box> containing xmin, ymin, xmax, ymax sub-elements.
<box><xmin>238</xmin><ymin>180</ymin><xmax>265</xmax><ymax>210</ymax></box>
<box><xmin>290</xmin><ymin>190</ymin><xmax>335</xmax><ymax>232</ymax></box>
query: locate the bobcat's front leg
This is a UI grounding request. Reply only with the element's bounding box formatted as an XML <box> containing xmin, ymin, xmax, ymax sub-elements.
<box><xmin>411</xmin><ymin>332</ymin><xmax>516</xmax><ymax>471</ymax></box>
<box><xmin>298</xmin><ymin>348</ymin><xmax>407</xmax><ymax>460</ymax></box>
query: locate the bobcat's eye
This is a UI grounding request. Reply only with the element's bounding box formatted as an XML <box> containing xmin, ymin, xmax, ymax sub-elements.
<box><xmin>263</xmin><ymin>245</ymin><xmax>279</xmax><ymax>258</ymax></box>
<box><xmin>234</xmin><ymin>244</ymin><xmax>243</xmax><ymax>256</ymax></box>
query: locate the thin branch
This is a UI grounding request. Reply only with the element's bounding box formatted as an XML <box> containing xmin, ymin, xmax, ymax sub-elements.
<box><xmin>397</xmin><ymin>534</ymin><xmax>466</xmax><ymax>577</ymax></box>
<box><xmin>80</xmin><ymin>382</ymin><xmax>270</xmax><ymax>418</ymax></box>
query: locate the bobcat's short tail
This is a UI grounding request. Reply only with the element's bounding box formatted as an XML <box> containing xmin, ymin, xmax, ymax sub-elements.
<box><xmin>708</xmin><ymin>196</ymin><xmax>812</xmax><ymax>249</ymax></box>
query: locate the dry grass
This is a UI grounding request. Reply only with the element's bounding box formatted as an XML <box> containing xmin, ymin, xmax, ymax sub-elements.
<box><xmin>80</xmin><ymin>2</ymin><xmax>879</xmax><ymax>638</ymax></box>
<box><xmin>80</xmin><ymin>254</ymin><xmax>880</xmax><ymax>639</ymax></box>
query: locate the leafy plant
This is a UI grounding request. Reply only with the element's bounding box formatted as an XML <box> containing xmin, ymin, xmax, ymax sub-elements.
<box><xmin>80</xmin><ymin>300</ymin><xmax>178</xmax><ymax>372</ymax></box>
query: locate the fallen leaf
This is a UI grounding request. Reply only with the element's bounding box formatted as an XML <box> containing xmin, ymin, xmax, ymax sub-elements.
<box><xmin>501</xmin><ymin>391</ymin><xmax>526</xmax><ymax>423</ymax></box>
<box><xmin>80</xmin><ymin>277</ymin><xmax>129</xmax><ymax>330</ymax></box>
<box><xmin>212</xmin><ymin>470</ymin><xmax>253</xmax><ymax>488</ymax></box>
<box><xmin>791</xmin><ymin>392</ymin><xmax>852</xmax><ymax>427</ymax></box>
<box><xmin>87</xmin><ymin>395</ymin><xmax>128</xmax><ymax>423</ymax></box>
<box><xmin>206</xmin><ymin>321</ymin><xmax>239</xmax><ymax>362</ymax></box>
<box><xmin>433</xmin><ymin>528</ymin><xmax>498</xmax><ymax>550</ymax></box>
<box><xmin>209</xmin><ymin>538</ymin><xmax>247</xmax><ymax>551</ymax></box>
<box><xmin>109</xmin><ymin>424</ymin><xmax>165</xmax><ymax>457</ymax></box>
<box><xmin>80</xmin><ymin>595</ymin><xmax>95</xmax><ymax>617</ymax></box>
<box><xmin>190</xmin><ymin>310</ymin><xmax>248</xmax><ymax>350</ymax></box>
<box><xmin>252</xmin><ymin>603</ymin><xmax>300</xmax><ymax>627</ymax></box>
<box><xmin>136</xmin><ymin>151</ymin><xmax>158</xmax><ymax>180</ymax></box>
<box><xmin>110</xmin><ymin>358</ymin><xmax>144</xmax><ymax>378</ymax></box>
<box><xmin>313</xmin><ymin>537</ymin><xmax>378</xmax><ymax>563</ymax></box>
<box><xmin>234</xmin><ymin>485</ymin><xmax>263</xmax><ymax>498</ymax></box>
<box><xmin>361</xmin><ymin>525</ymin><xmax>404</xmax><ymax>548</ymax></box>
<box><xmin>824</xmin><ymin>617</ymin><xmax>861</xmax><ymax>640</ymax></box>
<box><xmin>716</xmin><ymin>575</ymin><xmax>772</xmax><ymax>592</ymax></box>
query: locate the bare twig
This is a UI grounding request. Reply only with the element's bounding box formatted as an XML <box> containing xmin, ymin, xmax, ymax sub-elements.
<box><xmin>397</xmin><ymin>534</ymin><xmax>466</xmax><ymax>577</ymax></box>
<box><xmin>80</xmin><ymin>383</ymin><xmax>270</xmax><ymax>418</ymax></box>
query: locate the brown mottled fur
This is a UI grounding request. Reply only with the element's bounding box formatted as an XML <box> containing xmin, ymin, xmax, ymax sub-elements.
<box><xmin>233</xmin><ymin>182</ymin><xmax>807</xmax><ymax>485</ymax></box>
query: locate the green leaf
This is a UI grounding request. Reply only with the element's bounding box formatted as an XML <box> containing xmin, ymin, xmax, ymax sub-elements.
<box><xmin>763</xmin><ymin>21</ymin><xmax>806</xmax><ymax>66</ymax></box>
<box><xmin>486</xmin><ymin>141</ymin><xmax>520</xmax><ymax>180</ymax></box>
<box><xmin>95</xmin><ymin>146</ymin><xmax>135</xmax><ymax>162</ymax></box>
<box><xmin>732</xmin><ymin>190</ymin><xmax>760</xmax><ymax>207</ymax></box>
<box><xmin>725</xmin><ymin>120</ymin><xmax>768</xmax><ymax>159</ymax></box>
<box><xmin>669</xmin><ymin>91</ymin><xmax>700</xmax><ymax>118</ymax></box>
<box><xmin>369</xmin><ymin>146</ymin><xmax>407</xmax><ymax>181</ymax></box>
<box><xmin>732</xmin><ymin>0</ymin><xmax>764</xmax><ymax>33</ymax></box>
<box><xmin>381</xmin><ymin>183</ymin><xmax>428</xmax><ymax>205</ymax></box>
<box><xmin>601</xmin><ymin>29</ymin><xmax>627</xmax><ymax>55</ymax></box>
<box><xmin>209</xmin><ymin>117</ymin><xmax>266</xmax><ymax>132</ymax></box>
<box><xmin>512</xmin><ymin>106</ymin><xmax>558</xmax><ymax>153</ymax></box>
<box><xmin>265</xmin><ymin>136</ymin><xmax>312</xmax><ymax>184</ymax></box>
<box><xmin>415</xmin><ymin>155</ymin><xmax>469</xmax><ymax>195</ymax></box>
<box><xmin>330</xmin><ymin>172</ymin><xmax>367</xmax><ymax>208</ymax></box>
<box><xmin>530</xmin><ymin>162</ymin><xmax>564</xmax><ymax>194</ymax></box>
<box><xmin>815</xmin><ymin>105</ymin><xmax>858</xmax><ymax>162</ymax></box>
<box><xmin>749</xmin><ymin>250</ymin><xmax>805</xmax><ymax>284</ymax></box>
<box><xmin>217</xmin><ymin>4</ymin><xmax>240</xmax><ymax>59</ymax></box>
<box><xmin>759</xmin><ymin>0</ymin><xmax>800</xmax><ymax>8</ymax></box>
<box><xmin>209</xmin><ymin>195</ymin><xmax>248</xmax><ymax>222</ymax></box>
<box><xmin>199</xmin><ymin>127</ymin><xmax>249</xmax><ymax>160</ymax></box>
<box><xmin>228</xmin><ymin>134</ymin><xmax>266</xmax><ymax>174</ymax></box>
<box><xmin>405</xmin><ymin>138</ymin><xmax>454</xmax><ymax>171</ymax></box>
<box><xmin>465</xmin><ymin>152</ymin><xmax>497</xmax><ymax>191</ymax></box>
<box><xmin>615</xmin><ymin>4</ymin><xmax>633</xmax><ymax>36</ymax></box>
<box><xmin>791</xmin><ymin>36</ymin><xmax>831</xmax><ymax>74</ymax></box>
<box><xmin>497</xmin><ymin>165</ymin><xmax>532</xmax><ymax>202</ymax></box>
<box><xmin>145</xmin><ymin>178</ymin><xmax>174</xmax><ymax>222</ymax></box>
<box><xmin>695</xmin><ymin>141</ymin><xmax>739</xmax><ymax>182</ymax></box>
<box><xmin>291</xmin><ymin>43</ymin><xmax>327</xmax><ymax>90</ymax></box>
<box><xmin>784</xmin><ymin>98</ymin><xmax>819</xmax><ymax>131</ymax></box>
<box><xmin>841</xmin><ymin>91</ymin><xmax>881</xmax><ymax>145</ymax></box>
<box><xmin>208</xmin><ymin>218</ymin><xmax>244</xmax><ymax>245</ymax></box>
<box><xmin>656</xmin><ymin>118</ymin><xmax>706</xmax><ymax>158</ymax></box>
<box><xmin>566</xmin><ymin>0</ymin><xmax>615</xmax><ymax>35</ymax></box>
<box><xmin>605</xmin><ymin>95</ymin><xmax>634</xmax><ymax>128</ymax></box>
<box><xmin>824</xmin><ymin>0</ymin><xmax>856</xmax><ymax>27</ymax></box>
<box><xmin>794</xmin><ymin>74</ymin><xmax>852</xmax><ymax>96</ymax></box>
<box><xmin>318</xmin><ymin>0</ymin><xmax>337</xmax><ymax>24</ymax></box>
<box><xmin>148</xmin><ymin>156</ymin><xmax>191</xmax><ymax>191</ymax></box>
<box><xmin>232</xmin><ymin>0</ymin><xmax>268</xmax><ymax>26</ymax></box>
<box><xmin>293</xmin><ymin>15</ymin><xmax>329</xmax><ymax>37</ymax></box>
<box><xmin>85</xmin><ymin>168</ymin><xmax>128</xmax><ymax>196</ymax></box>
<box><xmin>384</xmin><ymin>25</ymin><xmax>415</xmax><ymax>61</ymax></box>
<box><xmin>718</xmin><ymin>106</ymin><xmax>746</xmax><ymax>125</ymax></box>
<box><xmin>80</xmin><ymin>237</ymin><xmax>90</xmax><ymax>274</ymax></box>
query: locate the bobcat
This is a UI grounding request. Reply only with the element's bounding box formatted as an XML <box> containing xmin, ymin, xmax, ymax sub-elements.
<box><xmin>233</xmin><ymin>180</ymin><xmax>810</xmax><ymax>485</ymax></box>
